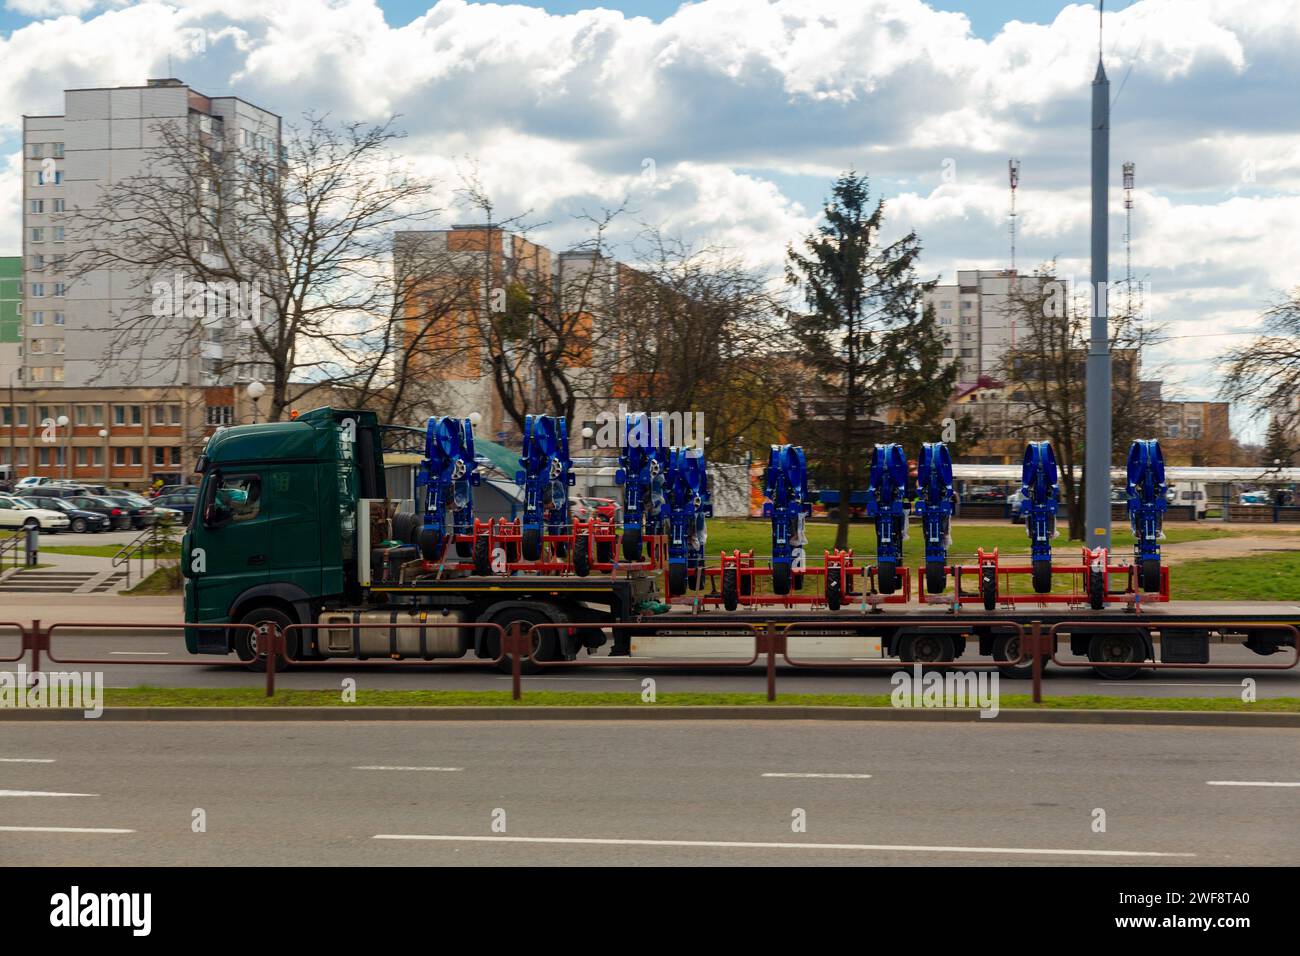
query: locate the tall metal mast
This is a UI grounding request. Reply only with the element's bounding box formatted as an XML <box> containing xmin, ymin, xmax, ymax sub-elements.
<box><xmin>1085</xmin><ymin>3</ymin><xmax>1112</xmax><ymax>548</ymax></box>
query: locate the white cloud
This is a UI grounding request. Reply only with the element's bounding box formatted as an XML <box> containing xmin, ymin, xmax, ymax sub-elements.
<box><xmin>0</xmin><ymin>0</ymin><xmax>1298</xmax><ymax>416</ymax></box>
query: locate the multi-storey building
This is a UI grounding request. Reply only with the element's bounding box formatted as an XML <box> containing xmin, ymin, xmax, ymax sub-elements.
<box><xmin>0</xmin><ymin>257</ymin><xmax>19</xmax><ymax>386</ymax></box>
<box><xmin>21</xmin><ymin>78</ymin><xmax>281</xmax><ymax>389</ymax></box>
<box><xmin>924</xmin><ymin>269</ymin><xmax>1045</xmax><ymax>384</ymax></box>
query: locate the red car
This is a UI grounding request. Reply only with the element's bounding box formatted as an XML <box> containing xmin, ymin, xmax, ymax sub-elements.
<box><xmin>572</xmin><ymin>496</ymin><xmax>618</xmax><ymax>522</ymax></box>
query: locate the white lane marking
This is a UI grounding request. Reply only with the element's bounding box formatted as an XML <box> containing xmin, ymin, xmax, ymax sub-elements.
<box><xmin>372</xmin><ymin>834</ymin><xmax>1192</xmax><ymax>858</ymax></box>
<box><xmin>0</xmin><ymin>825</ymin><xmax>132</xmax><ymax>834</ymax></box>
<box><xmin>1093</xmin><ymin>682</ymin><xmax>1244</xmax><ymax>688</ymax></box>
<box><xmin>354</xmin><ymin>766</ymin><xmax>463</xmax><ymax>772</ymax></box>
<box><xmin>0</xmin><ymin>789</ymin><xmax>97</xmax><ymax>797</ymax></box>
<box><xmin>762</xmin><ymin>772</ymin><xmax>872</xmax><ymax>779</ymax></box>
<box><xmin>109</xmin><ymin>651</ymin><xmax>170</xmax><ymax>656</ymax></box>
<box><xmin>0</xmin><ymin>758</ymin><xmax>55</xmax><ymax>764</ymax></box>
<box><xmin>1207</xmin><ymin>781</ymin><xmax>1300</xmax><ymax>788</ymax></box>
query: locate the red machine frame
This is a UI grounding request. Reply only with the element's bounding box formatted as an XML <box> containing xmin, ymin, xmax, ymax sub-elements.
<box><xmin>698</xmin><ymin>548</ymin><xmax>911</xmax><ymax>611</ymax></box>
<box><xmin>917</xmin><ymin>545</ymin><xmax>1170</xmax><ymax>609</ymax></box>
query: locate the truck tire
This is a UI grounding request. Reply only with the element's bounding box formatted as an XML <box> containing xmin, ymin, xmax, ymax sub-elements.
<box><xmin>825</xmin><ymin>571</ymin><xmax>842</xmax><ymax>611</ymax></box>
<box><xmin>392</xmin><ymin>510</ymin><xmax>421</xmax><ymax>545</ymax></box>
<box><xmin>667</xmin><ymin>562</ymin><xmax>686</xmax><ymax>597</ymax></box>
<box><xmin>1088</xmin><ymin>632</ymin><xmax>1143</xmax><ymax>680</ymax></box>
<box><xmin>573</xmin><ymin>535</ymin><xmax>591</xmax><ymax>577</ymax></box>
<box><xmin>234</xmin><ymin>605</ymin><xmax>295</xmax><ymax>671</ymax></box>
<box><xmin>721</xmin><ymin>567</ymin><xmax>739</xmax><ymax>611</ymax></box>
<box><xmin>981</xmin><ymin>566</ymin><xmax>997</xmax><ymax>611</ymax></box>
<box><xmin>488</xmin><ymin>606</ymin><xmax>558</xmax><ymax>675</ymax></box>
<box><xmin>1140</xmin><ymin>558</ymin><xmax>1161</xmax><ymax>593</ymax></box>
<box><xmin>925</xmin><ymin>561</ymin><xmax>946</xmax><ymax>595</ymax></box>
<box><xmin>772</xmin><ymin>562</ymin><xmax>791</xmax><ymax>596</ymax></box>
<box><xmin>899</xmin><ymin>632</ymin><xmax>955</xmax><ymax>664</ymax></box>
<box><xmin>877</xmin><ymin>561</ymin><xmax>899</xmax><ymax>595</ymax></box>
<box><xmin>521</xmin><ymin>527</ymin><xmax>542</xmax><ymax>561</ymax></box>
<box><xmin>473</xmin><ymin>535</ymin><xmax>492</xmax><ymax>575</ymax></box>
<box><xmin>1088</xmin><ymin>569</ymin><xmax>1105</xmax><ymax>610</ymax></box>
<box><xmin>993</xmin><ymin>632</ymin><xmax>1046</xmax><ymax>679</ymax></box>
<box><xmin>622</xmin><ymin>527</ymin><xmax>642</xmax><ymax>562</ymax></box>
<box><xmin>1032</xmin><ymin>559</ymin><xmax>1052</xmax><ymax>594</ymax></box>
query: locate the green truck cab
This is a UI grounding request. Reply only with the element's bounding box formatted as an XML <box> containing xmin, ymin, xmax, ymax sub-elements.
<box><xmin>183</xmin><ymin>407</ymin><xmax>386</xmax><ymax>660</ymax></box>
<box><xmin>182</xmin><ymin>406</ymin><xmax>645</xmax><ymax>665</ymax></box>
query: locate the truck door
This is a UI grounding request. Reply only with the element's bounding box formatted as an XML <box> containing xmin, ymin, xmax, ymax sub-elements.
<box><xmin>265</xmin><ymin>464</ymin><xmax>323</xmax><ymax>597</ymax></box>
<box><xmin>189</xmin><ymin>471</ymin><xmax>270</xmax><ymax>621</ymax></box>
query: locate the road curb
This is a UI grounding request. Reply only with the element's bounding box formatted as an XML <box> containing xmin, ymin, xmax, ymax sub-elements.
<box><xmin>2</xmin><ymin>706</ymin><xmax>1297</xmax><ymax>726</ymax></box>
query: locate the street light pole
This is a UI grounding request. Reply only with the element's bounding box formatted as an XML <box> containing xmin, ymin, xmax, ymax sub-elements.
<box><xmin>246</xmin><ymin>380</ymin><xmax>266</xmax><ymax>424</ymax></box>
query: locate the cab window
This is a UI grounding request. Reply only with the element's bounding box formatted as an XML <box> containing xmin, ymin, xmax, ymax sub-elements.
<box><xmin>214</xmin><ymin>474</ymin><xmax>262</xmax><ymax>522</ymax></box>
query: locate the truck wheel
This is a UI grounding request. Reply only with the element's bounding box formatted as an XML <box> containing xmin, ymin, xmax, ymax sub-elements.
<box><xmin>994</xmin><ymin>633</ymin><xmax>1046</xmax><ymax>679</ymax></box>
<box><xmin>489</xmin><ymin>607</ymin><xmax>558</xmax><ymax>674</ymax></box>
<box><xmin>721</xmin><ymin>567</ymin><xmax>739</xmax><ymax>611</ymax></box>
<box><xmin>825</xmin><ymin>571</ymin><xmax>842</xmax><ymax>611</ymax></box>
<box><xmin>622</xmin><ymin>527</ymin><xmax>642</xmax><ymax>562</ymax></box>
<box><xmin>1140</xmin><ymin>559</ymin><xmax>1161</xmax><ymax>593</ymax></box>
<box><xmin>521</xmin><ymin>527</ymin><xmax>542</xmax><ymax>561</ymax></box>
<box><xmin>772</xmin><ymin>562</ymin><xmax>791</xmax><ymax>596</ymax></box>
<box><xmin>899</xmin><ymin>633</ymin><xmax>955</xmax><ymax>664</ymax></box>
<box><xmin>234</xmin><ymin>606</ymin><xmax>295</xmax><ymax>671</ymax></box>
<box><xmin>1088</xmin><ymin>569</ymin><xmax>1105</xmax><ymax>610</ymax></box>
<box><xmin>573</xmin><ymin>535</ymin><xmax>591</xmax><ymax>577</ymax></box>
<box><xmin>925</xmin><ymin>561</ymin><xmax>946</xmax><ymax>595</ymax></box>
<box><xmin>667</xmin><ymin>562</ymin><xmax>686</xmax><ymax>597</ymax></box>
<box><xmin>980</xmin><ymin>566</ymin><xmax>997</xmax><ymax>611</ymax></box>
<box><xmin>1032</xmin><ymin>559</ymin><xmax>1052</xmax><ymax>594</ymax></box>
<box><xmin>877</xmin><ymin>561</ymin><xmax>899</xmax><ymax>595</ymax></box>
<box><xmin>1088</xmin><ymin>632</ymin><xmax>1144</xmax><ymax>680</ymax></box>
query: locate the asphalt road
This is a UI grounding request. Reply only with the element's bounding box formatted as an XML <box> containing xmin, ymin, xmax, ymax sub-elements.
<box><xmin>1</xmin><ymin>721</ymin><xmax>1296</xmax><ymax>865</ymax></box>
<box><xmin>9</xmin><ymin>629</ymin><xmax>1297</xmax><ymax>698</ymax></box>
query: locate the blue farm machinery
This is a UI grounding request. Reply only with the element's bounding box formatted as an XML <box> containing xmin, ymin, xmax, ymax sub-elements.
<box><xmin>415</xmin><ymin>416</ymin><xmax>480</xmax><ymax>563</ymax></box>
<box><xmin>662</xmin><ymin>445</ymin><xmax>712</xmax><ymax>596</ymax></box>
<box><xmin>1127</xmin><ymin>438</ymin><xmax>1167</xmax><ymax>594</ymax></box>
<box><xmin>866</xmin><ymin>443</ymin><xmax>910</xmax><ymax>595</ymax></box>
<box><xmin>914</xmin><ymin>441</ymin><xmax>954</xmax><ymax>595</ymax></box>
<box><xmin>615</xmin><ymin>413</ymin><xmax>668</xmax><ymax>563</ymax></box>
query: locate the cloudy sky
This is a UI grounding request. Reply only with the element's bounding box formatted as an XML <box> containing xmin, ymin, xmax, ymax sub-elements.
<box><xmin>2</xmin><ymin>0</ymin><xmax>1297</xmax><ymax>437</ymax></box>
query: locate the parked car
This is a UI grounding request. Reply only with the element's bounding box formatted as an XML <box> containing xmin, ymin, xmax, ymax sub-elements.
<box><xmin>963</xmin><ymin>485</ymin><xmax>1005</xmax><ymax>503</ymax></box>
<box><xmin>100</xmin><ymin>493</ymin><xmax>158</xmax><ymax>529</ymax></box>
<box><xmin>572</xmin><ymin>496</ymin><xmax>619</xmax><ymax>522</ymax></box>
<box><xmin>63</xmin><ymin>495</ymin><xmax>135</xmax><ymax>531</ymax></box>
<box><xmin>152</xmin><ymin>491</ymin><xmax>197</xmax><ymax>522</ymax></box>
<box><xmin>1240</xmin><ymin>490</ymin><xmax>1270</xmax><ymax>506</ymax></box>
<box><xmin>18</xmin><ymin>495</ymin><xmax>110</xmax><ymax>533</ymax></box>
<box><xmin>35</xmin><ymin>485</ymin><xmax>90</xmax><ymax>498</ymax></box>
<box><xmin>0</xmin><ymin>495</ymin><xmax>72</xmax><ymax>532</ymax></box>
<box><xmin>14</xmin><ymin>476</ymin><xmax>53</xmax><ymax>490</ymax></box>
<box><xmin>153</xmin><ymin>484</ymin><xmax>198</xmax><ymax>498</ymax></box>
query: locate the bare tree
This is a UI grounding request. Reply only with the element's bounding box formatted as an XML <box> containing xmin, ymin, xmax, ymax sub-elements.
<box><xmin>70</xmin><ymin>112</ymin><xmax>442</xmax><ymax>421</ymax></box>
<box><xmin>997</xmin><ymin>265</ymin><xmax>1161</xmax><ymax>540</ymax></box>
<box><xmin>1220</xmin><ymin>288</ymin><xmax>1300</xmax><ymax>461</ymax></box>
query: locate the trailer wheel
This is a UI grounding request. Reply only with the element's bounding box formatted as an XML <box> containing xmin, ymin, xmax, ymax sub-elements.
<box><xmin>993</xmin><ymin>633</ymin><xmax>1046</xmax><ymax>679</ymax></box>
<box><xmin>925</xmin><ymin>561</ymin><xmax>946</xmax><ymax>595</ymax></box>
<box><xmin>666</xmin><ymin>562</ymin><xmax>687</xmax><ymax>597</ymax></box>
<box><xmin>621</xmin><ymin>527</ymin><xmax>642</xmax><ymax>562</ymax></box>
<box><xmin>1032</xmin><ymin>559</ymin><xmax>1052</xmax><ymax>594</ymax></box>
<box><xmin>877</xmin><ymin>561</ymin><xmax>899</xmax><ymax>595</ymax></box>
<box><xmin>772</xmin><ymin>562</ymin><xmax>792</xmax><ymax>596</ymax></box>
<box><xmin>980</xmin><ymin>566</ymin><xmax>997</xmax><ymax>611</ymax></box>
<box><xmin>1140</xmin><ymin>558</ymin><xmax>1161</xmax><ymax>593</ymax></box>
<box><xmin>1087</xmin><ymin>569</ymin><xmax>1105</xmax><ymax>610</ymax></box>
<box><xmin>899</xmin><ymin>633</ymin><xmax>955</xmax><ymax>664</ymax></box>
<box><xmin>1088</xmin><ymin>632</ymin><xmax>1144</xmax><ymax>680</ymax></box>
<box><xmin>572</xmin><ymin>535</ymin><xmax>591</xmax><ymax>577</ymax></box>
<box><xmin>825</xmin><ymin>571</ymin><xmax>842</xmax><ymax>611</ymax></box>
<box><xmin>234</xmin><ymin>606</ymin><xmax>295</xmax><ymax>672</ymax></box>
<box><xmin>721</xmin><ymin>567</ymin><xmax>739</xmax><ymax>611</ymax></box>
<box><xmin>473</xmin><ymin>535</ymin><xmax>492</xmax><ymax>575</ymax></box>
<box><xmin>521</xmin><ymin>527</ymin><xmax>542</xmax><ymax>561</ymax></box>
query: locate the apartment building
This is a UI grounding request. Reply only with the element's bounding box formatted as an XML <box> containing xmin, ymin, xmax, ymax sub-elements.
<box><xmin>924</xmin><ymin>269</ymin><xmax>1045</xmax><ymax>383</ymax></box>
<box><xmin>21</xmin><ymin>78</ymin><xmax>281</xmax><ymax>389</ymax></box>
<box><xmin>394</xmin><ymin>226</ymin><xmax>616</xmax><ymax>448</ymax></box>
<box><xmin>0</xmin><ymin>257</ymin><xmax>19</xmax><ymax>384</ymax></box>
